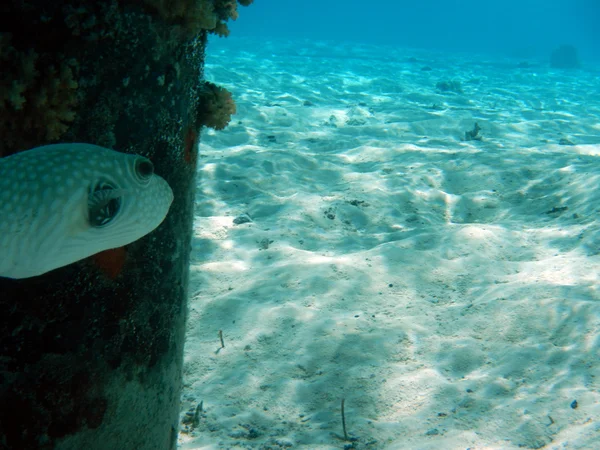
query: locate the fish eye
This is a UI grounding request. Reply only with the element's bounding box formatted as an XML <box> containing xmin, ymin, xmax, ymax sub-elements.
<box><xmin>135</xmin><ymin>158</ymin><xmax>154</xmax><ymax>180</ymax></box>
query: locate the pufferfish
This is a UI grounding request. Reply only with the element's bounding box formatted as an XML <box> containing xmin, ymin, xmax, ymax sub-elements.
<box><xmin>0</xmin><ymin>143</ymin><xmax>174</xmax><ymax>279</ymax></box>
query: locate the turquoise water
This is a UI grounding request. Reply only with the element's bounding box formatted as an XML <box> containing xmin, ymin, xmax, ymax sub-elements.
<box><xmin>180</xmin><ymin>2</ymin><xmax>599</xmax><ymax>447</ymax></box>
<box><xmin>230</xmin><ymin>0</ymin><xmax>599</xmax><ymax>62</ymax></box>
<box><xmin>179</xmin><ymin>34</ymin><xmax>600</xmax><ymax>449</ymax></box>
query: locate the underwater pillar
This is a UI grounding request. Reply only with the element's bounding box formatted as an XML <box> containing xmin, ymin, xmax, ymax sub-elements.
<box><xmin>0</xmin><ymin>2</ymin><xmax>206</xmax><ymax>449</ymax></box>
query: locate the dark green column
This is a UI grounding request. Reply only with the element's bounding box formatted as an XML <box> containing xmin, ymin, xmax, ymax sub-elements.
<box><xmin>0</xmin><ymin>2</ymin><xmax>215</xmax><ymax>449</ymax></box>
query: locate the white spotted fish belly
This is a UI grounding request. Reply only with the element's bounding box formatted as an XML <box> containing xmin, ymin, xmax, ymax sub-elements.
<box><xmin>0</xmin><ymin>143</ymin><xmax>174</xmax><ymax>279</ymax></box>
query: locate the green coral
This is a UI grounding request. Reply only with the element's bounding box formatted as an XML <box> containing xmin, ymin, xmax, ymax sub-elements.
<box><xmin>141</xmin><ymin>0</ymin><xmax>253</xmax><ymax>37</ymax></box>
<box><xmin>0</xmin><ymin>33</ymin><xmax>79</xmax><ymax>156</ymax></box>
<box><xmin>0</xmin><ymin>0</ymin><xmax>251</xmax><ymax>156</ymax></box>
<box><xmin>196</xmin><ymin>81</ymin><xmax>236</xmax><ymax>130</ymax></box>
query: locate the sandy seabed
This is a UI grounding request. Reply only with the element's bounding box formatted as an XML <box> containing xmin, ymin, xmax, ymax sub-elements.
<box><xmin>178</xmin><ymin>38</ymin><xmax>600</xmax><ymax>449</ymax></box>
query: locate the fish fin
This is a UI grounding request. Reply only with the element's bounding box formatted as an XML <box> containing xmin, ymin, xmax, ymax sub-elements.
<box><xmin>91</xmin><ymin>246</ymin><xmax>127</xmax><ymax>279</ymax></box>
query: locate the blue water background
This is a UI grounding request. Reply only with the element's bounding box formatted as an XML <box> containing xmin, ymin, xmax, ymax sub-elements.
<box><xmin>229</xmin><ymin>0</ymin><xmax>599</xmax><ymax>62</ymax></box>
